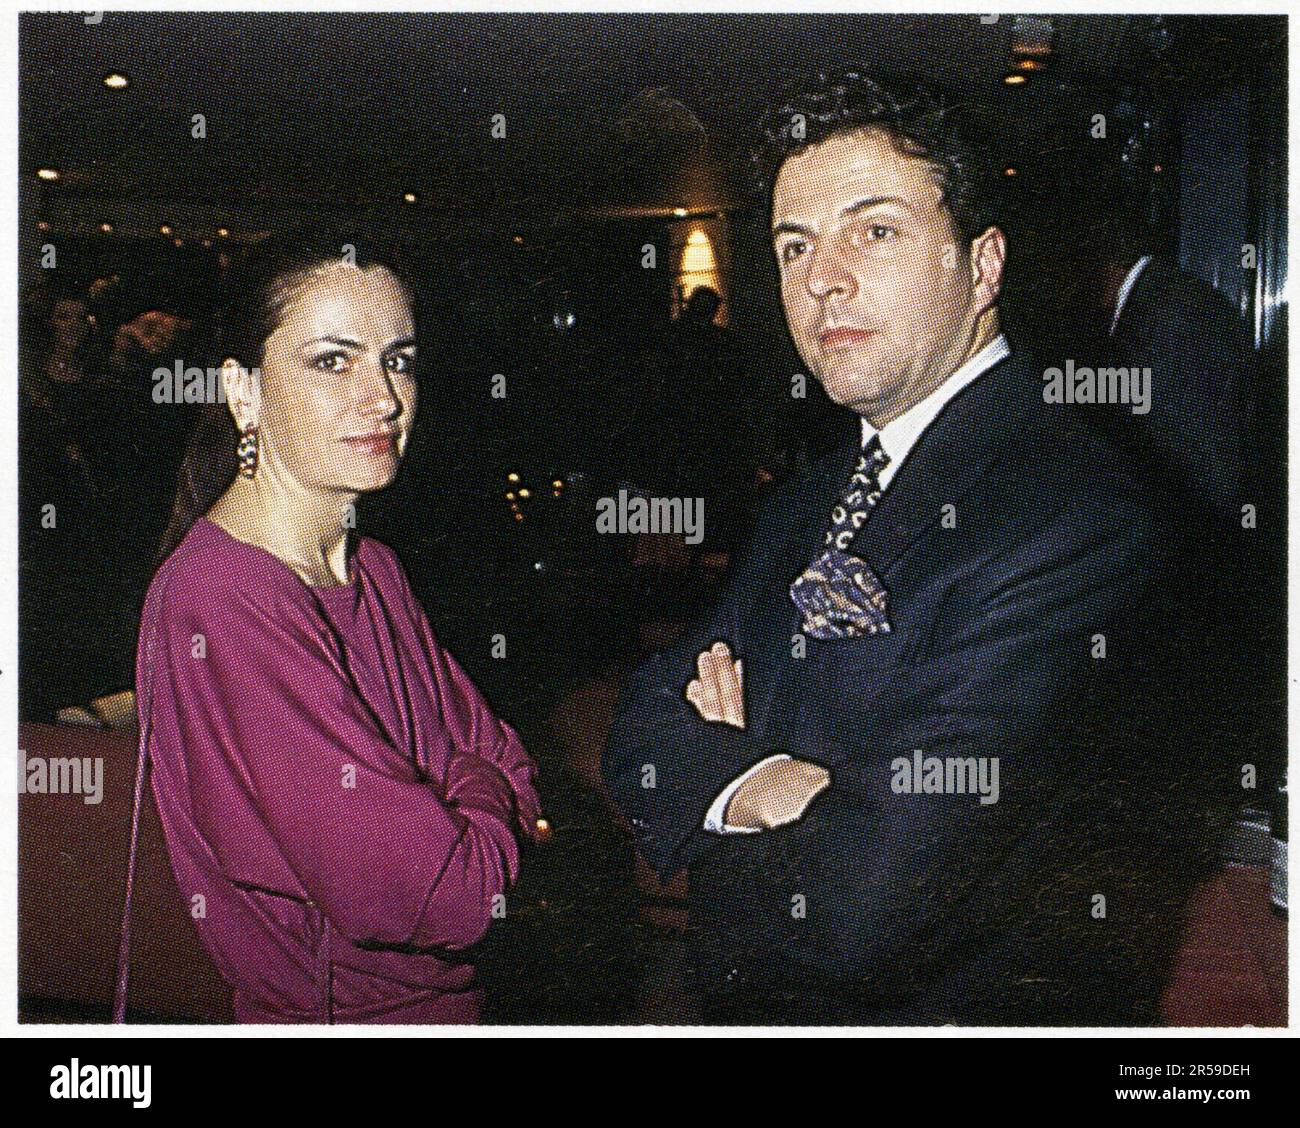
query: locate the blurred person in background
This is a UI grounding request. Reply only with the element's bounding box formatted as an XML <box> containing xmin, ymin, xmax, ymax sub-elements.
<box><xmin>19</xmin><ymin>281</ymin><xmax>131</xmax><ymax>720</ymax></box>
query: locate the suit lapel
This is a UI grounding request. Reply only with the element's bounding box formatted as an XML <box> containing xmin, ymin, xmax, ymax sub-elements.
<box><xmin>786</xmin><ymin>436</ymin><xmax>860</xmax><ymax>568</ymax></box>
<box><xmin>1113</xmin><ymin>254</ymin><xmax>1174</xmax><ymax>339</ymax></box>
<box><xmin>764</xmin><ymin>346</ymin><xmax>1037</xmax><ymax>656</ymax></box>
<box><xmin>854</xmin><ymin>348</ymin><xmax>1039</xmax><ymax>575</ymax></box>
<box><xmin>753</xmin><ymin>348</ymin><xmax>1033</xmax><ymax>731</ymax></box>
<box><xmin>746</xmin><ymin>439</ymin><xmax>860</xmax><ymax>733</ymax></box>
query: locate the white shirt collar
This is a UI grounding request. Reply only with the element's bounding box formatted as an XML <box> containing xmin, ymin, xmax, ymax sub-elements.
<box><xmin>861</xmin><ymin>333</ymin><xmax>1011</xmax><ymax>489</ymax></box>
<box><xmin>1110</xmin><ymin>254</ymin><xmax>1154</xmax><ymax>336</ymax></box>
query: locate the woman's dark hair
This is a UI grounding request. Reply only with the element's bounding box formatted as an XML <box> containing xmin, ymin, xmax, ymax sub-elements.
<box><xmin>152</xmin><ymin>229</ymin><xmax>416</xmax><ymax>570</ymax></box>
<box><xmin>750</xmin><ymin>69</ymin><xmax>1003</xmax><ymax>246</ymax></box>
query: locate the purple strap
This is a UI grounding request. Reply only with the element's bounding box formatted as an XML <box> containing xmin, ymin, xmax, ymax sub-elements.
<box><xmin>111</xmin><ymin>714</ymin><xmax>151</xmax><ymax>1023</ymax></box>
<box><xmin>113</xmin><ymin>578</ymin><xmax>165</xmax><ymax>1024</ymax></box>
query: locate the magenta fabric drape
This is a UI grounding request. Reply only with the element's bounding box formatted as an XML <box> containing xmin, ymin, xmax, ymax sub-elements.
<box><xmin>132</xmin><ymin>517</ymin><xmax>541</xmax><ymax>1023</ymax></box>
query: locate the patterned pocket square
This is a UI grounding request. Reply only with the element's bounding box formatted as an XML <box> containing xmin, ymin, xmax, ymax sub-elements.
<box><xmin>789</xmin><ymin>547</ymin><xmax>891</xmax><ymax>640</ymax></box>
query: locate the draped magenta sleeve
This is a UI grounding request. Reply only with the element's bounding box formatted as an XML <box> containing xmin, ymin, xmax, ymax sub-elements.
<box><xmin>161</xmin><ymin>549</ymin><xmax>527</xmax><ymax>950</ymax></box>
<box><xmin>138</xmin><ymin>519</ymin><xmax>542</xmax><ymax>1021</ymax></box>
<box><xmin>385</xmin><ymin>544</ymin><xmax>545</xmax><ymax>840</ymax></box>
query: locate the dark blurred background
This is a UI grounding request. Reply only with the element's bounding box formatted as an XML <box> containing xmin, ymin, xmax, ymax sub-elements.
<box><xmin>18</xmin><ymin>12</ymin><xmax>1287</xmax><ymax>1023</ymax></box>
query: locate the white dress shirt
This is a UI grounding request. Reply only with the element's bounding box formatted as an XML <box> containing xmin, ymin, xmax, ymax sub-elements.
<box><xmin>1109</xmin><ymin>254</ymin><xmax>1154</xmax><ymax>337</ymax></box>
<box><xmin>703</xmin><ymin>333</ymin><xmax>1012</xmax><ymax>833</ymax></box>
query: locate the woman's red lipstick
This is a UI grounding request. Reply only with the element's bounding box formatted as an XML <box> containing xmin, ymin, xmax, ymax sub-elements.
<box><xmin>342</xmin><ymin>432</ymin><xmax>397</xmax><ymax>457</ymax></box>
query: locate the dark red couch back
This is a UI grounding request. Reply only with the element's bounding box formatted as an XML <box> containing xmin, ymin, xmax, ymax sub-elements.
<box><xmin>20</xmin><ymin>722</ymin><xmax>233</xmax><ymax>1022</ymax></box>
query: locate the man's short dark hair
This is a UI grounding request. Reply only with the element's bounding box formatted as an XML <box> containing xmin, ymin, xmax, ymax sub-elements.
<box><xmin>751</xmin><ymin>70</ymin><xmax>1002</xmax><ymax>247</ymax></box>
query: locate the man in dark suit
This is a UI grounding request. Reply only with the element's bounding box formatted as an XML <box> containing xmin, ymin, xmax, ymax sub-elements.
<box><xmin>601</xmin><ymin>71</ymin><xmax>1204</xmax><ymax>1025</ymax></box>
<box><xmin>1082</xmin><ymin>221</ymin><xmax>1257</xmax><ymax>522</ymax></box>
<box><xmin>1073</xmin><ymin>218</ymin><xmax>1268</xmax><ymax>901</ymax></box>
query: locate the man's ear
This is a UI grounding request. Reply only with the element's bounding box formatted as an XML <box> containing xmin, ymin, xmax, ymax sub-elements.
<box><xmin>220</xmin><ymin>356</ymin><xmax>261</xmax><ymax>431</ymax></box>
<box><xmin>969</xmin><ymin>225</ymin><xmax>1008</xmax><ymax>315</ymax></box>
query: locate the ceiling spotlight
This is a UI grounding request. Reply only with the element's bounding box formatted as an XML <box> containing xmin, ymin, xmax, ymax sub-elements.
<box><xmin>103</xmin><ymin>73</ymin><xmax>129</xmax><ymax>89</ymax></box>
<box><xmin>159</xmin><ymin>223</ymin><xmax>172</xmax><ymax>235</ymax></box>
<box><xmin>1010</xmin><ymin>15</ymin><xmax>1055</xmax><ymax>59</ymax></box>
<box><xmin>402</xmin><ymin>191</ymin><xmax>418</xmax><ymax>204</ymax></box>
<box><xmin>217</xmin><ymin>227</ymin><xmax>229</xmax><ymax>237</ymax></box>
<box><xmin>1004</xmin><ymin>73</ymin><xmax>1028</xmax><ymax>86</ymax></box>
<box><xmin>99</xmin><ymin>222</ymin><xmax>113</xmax><ymax>233</ymax></box>
<box><xmin>513</xmin><ymin>234</ymin><xmax>524</xmax><ymax>244</ymax></box>
<box><xmin>36</xmin><ymin>168</ymin><xmax>60</xmax><ymax>182</ymax></box>
<box><xmin>36</xmin><ymin>221</ymin><xmax>50</xmax><ymax>232</ymax></box>
<box><xmin>507</xmin><ymin>472</ymin><xmax>520</xmax><ymax>483</ymax></box>
<box><xmin>672</xmin><ymin>207</ymin><xmax>688</xmax><ymax>217</ymax></box>
<box><xmin>173</xmin><ymin>237</ymin><xmax>183</xmax><ymax>247</ymax></box>
<box><xmin>1015</xmin><ymin>58</ymin><xmax>1045</xmax><ymax>72</ymax></box>
<box><xmin>1004</xmin><ymin>167</ymin><xmax>1019</xmax><ymax>177</ymax></box>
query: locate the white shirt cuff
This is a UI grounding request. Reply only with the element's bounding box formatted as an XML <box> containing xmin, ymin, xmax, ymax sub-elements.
<box><xmin>704</xmin><ymin>754</ymin><xmax>793</xmax><ymax>834</ymax></box>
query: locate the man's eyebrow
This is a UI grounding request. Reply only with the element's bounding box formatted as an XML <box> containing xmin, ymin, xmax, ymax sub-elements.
<box><xmin>771</xmin><ymin>195</ymin><xmax>918</xmax><ymax>239</ymax></box>
<box><xmin>842</xmin><ymin>194</ymin><xmax>918</xmax><ymax>218</ymax></box>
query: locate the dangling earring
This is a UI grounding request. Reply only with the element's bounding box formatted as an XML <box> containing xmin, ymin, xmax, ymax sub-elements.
<box><xmin>237</xmin><ymin>423</ymin><xmax>259</xmax><ymax>479</ymax></box>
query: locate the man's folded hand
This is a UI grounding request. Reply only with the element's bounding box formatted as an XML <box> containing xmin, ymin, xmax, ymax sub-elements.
<box><xmin>724</xmin><ymin>757</ymin><xmax>831</xmax><ymax>831</ymax></box>
<box><xmin>685</xmin><ymin>641</ymin><xmax>746</xmax><ymax>729</ymax></box>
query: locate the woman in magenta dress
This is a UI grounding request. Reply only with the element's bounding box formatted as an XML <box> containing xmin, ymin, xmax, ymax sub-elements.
<box><xmin>133</xmin><ymin>235</ymin><xmax>543</xmax><ymax>1023</ymax></box>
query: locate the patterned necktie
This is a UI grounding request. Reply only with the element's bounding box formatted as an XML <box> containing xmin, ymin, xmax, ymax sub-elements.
<box><xmin>825</xmin><ymin>435</ymin><xmax>890</xmax><ymax>550</ymax></box>
<box><xmin>789</xmin><ymin>434</ymin><xmax>893</xmax><ymax>639</ymax></box>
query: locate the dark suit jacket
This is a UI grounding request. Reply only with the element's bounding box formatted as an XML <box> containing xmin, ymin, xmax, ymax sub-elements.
<box><xmin>602</xmin><ymin>343</ymin><xmax>1200</xmax><ymax>1024</ymax></box>
<box><xmin>1082</xmin><ymin>256</ymin><xmax>1268</xmax><ymax>818</ymax></box>
<box><xmin>1091</xmin><ymin>254</ymin><xmax>1257</xmax><ymax>520</ymax></box>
